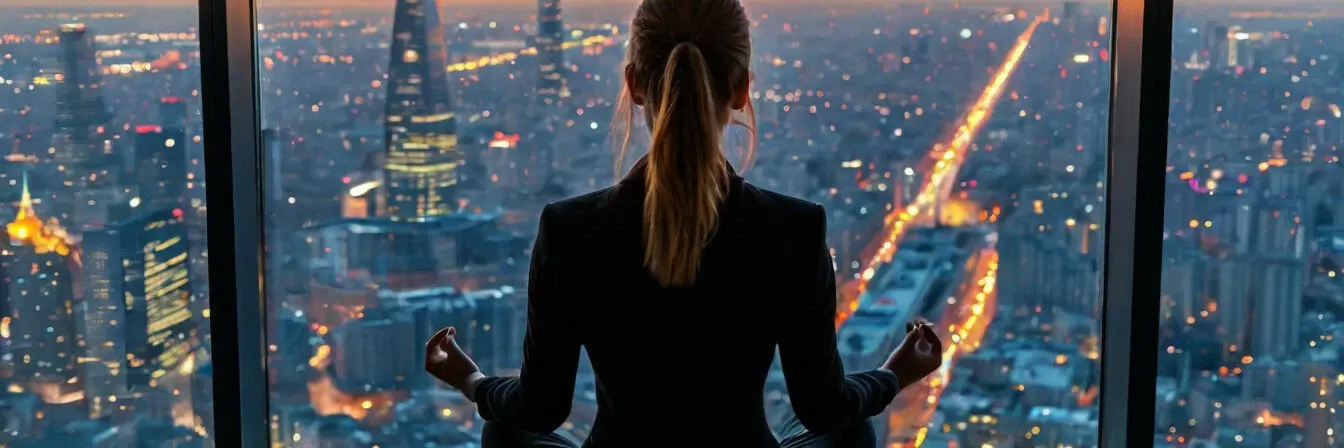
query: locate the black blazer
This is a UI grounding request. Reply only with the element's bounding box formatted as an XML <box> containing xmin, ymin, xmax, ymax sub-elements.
<box><xmin>473</xmin><ymin>158</ymin><xmax>901</xmax><ymax>447</ymax></box>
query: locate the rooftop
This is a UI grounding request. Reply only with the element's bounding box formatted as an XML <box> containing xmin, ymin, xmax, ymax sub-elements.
<box><xmin>310</xmin><ymin>213</ymin><xmax>500</xmax><ymax>235</ymax></box>
<box><xmin>1027</xmin><ymin>406</ymin><xmax>1098</xmax><ymax>427</ymax></box>
<box><xmin>1010</xmin><ymin>350</ymin><xmax>1074</xmax><ymax>389</ymax></box>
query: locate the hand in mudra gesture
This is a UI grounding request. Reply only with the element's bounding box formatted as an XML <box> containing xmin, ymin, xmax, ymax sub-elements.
<box><xmin>424</xmin><ymin>327</ymin><xmax>482</xmax><ymax>392</ymax></box>
<box><xmin>882</xmin><ymin>321</ymin><xmax>944</xmax><ymax>387</ymax></box>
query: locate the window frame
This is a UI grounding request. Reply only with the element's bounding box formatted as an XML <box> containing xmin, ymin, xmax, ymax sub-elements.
<box><xmin>192</xmin><ymin>0</ymin><xmax>1179</xmax><ymax>445</ymax></box>
<box><xmin>1098</xmin><ymin>0</ymin><xmax>1173</xmax><ymax>445</ymax></box>
<box><xmin>199</xmin><ymin>0</ymin><xmax>271</xmax><ymax>445</ymax></box>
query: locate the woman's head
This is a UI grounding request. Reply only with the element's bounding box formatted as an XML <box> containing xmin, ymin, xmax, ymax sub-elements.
<box><xmin>614</xmin><ymin>0</ymin><xmax>756</xmax><ymax>286</ymax></box>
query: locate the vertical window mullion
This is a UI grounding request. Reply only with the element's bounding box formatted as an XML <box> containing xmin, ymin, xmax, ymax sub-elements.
<box><xmin>1098</xmin><ymin>0</ymin><xmax>1175</xmax><ymax>445</ymax></box>
<box><xmin>199</xmin><ymin>0</ymin><xmax>270</xmax><ymax>445</ymax></box>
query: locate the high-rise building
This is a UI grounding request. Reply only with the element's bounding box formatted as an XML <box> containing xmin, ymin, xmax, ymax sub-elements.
<box><xmin>82</xmin><ymin>209</ymin><xmax>196</xmax><ymax>388</ymax></box>
<box><xmin>1201</xmin><ymin>21</ymin><xmax>1220</xmax><ymax>50</ymax></box>
<box><xmin>157</xmin><ymin>97</ymin><xmax>188</xmax><ymax>130</ymax></box>
<box><xmin>78</xmin><ymin>222</ymin><xmax>128</xmax><ymax>418</ymax></box>
<box><xmin>329</xmin><ymin>310</ymin><xmax>416</xmax><ymax>392</ymax></box>
<box><xmin>1213</xmin><ymin>257</ymin><xmax>1254</xmax><ymax>353</ymax></box>
<box><xmin>1253</xmin><ymin>200</ymin><xmax>1311</xmax><ymax>259</ymax></box>
<box><xmin>1061</xmin><ymin>1</ymin><xmax>1081</xmax><ymax>19</ymax></box>
<box><xmin>133</xmin><ymin>125</ymin><xmax>188</xmax><ymax>213</ymax></box>
<box><xmin>1061</xmin><ymin>1</ymin><xmax>1081</xmax><ymax>33</ymax></box>
<box><xmin>521</xmin><ymin>121</ymin><xmax>558</xmax><ymax>194</ymax></box>
<box><xmin>3</xmin><ymin>173</ymin><xmax>81</xmax><ymax>403</ymax></box>
<box><xmin>51</xmin><ymin>23</ymin><xmax>120</xmax><ymax>230</ymax></box>
<box><xmin>1250</xmin><ymin>257</ymin><xmax>1305</xmax><ymax>357</ymax></box>
<box><xmin>1161</xmin><ymin>249</ymin><xmax>1208</xmax><ymax>321</ymax></box>
<box><xmin>536</xmin><ymin>0</ymin><xmax>568</xmax><ymax>106</ymax></box>
<box><xmin>461</xmin><ymin>289</ymin><xmax>525</xmax><ymax>373</ymax></box>
<box><xmin>383</xmin><ymin>0</ymin><xmax>460</xmax><ymax>221</ymax></box>
<box><xmin>1223</xmin><ymin>26</ymin><xmax>1242</xmax><ymax>68</ymax></box>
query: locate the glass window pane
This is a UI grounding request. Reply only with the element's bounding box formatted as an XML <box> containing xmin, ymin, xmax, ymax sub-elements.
<box><xmin>255</xmin><ymin>1</ymin><xmax>1111</xmax><ymax>446</ymax></box>
<box><xmin>0</xmin><ymin>5</ymin><xmax>213</xmax><ymax>446</ymax></box>
<box><xmin>1156</xmin><ymin>3</ymin><xmax>1339</xmax><ymax>446</ymax></box>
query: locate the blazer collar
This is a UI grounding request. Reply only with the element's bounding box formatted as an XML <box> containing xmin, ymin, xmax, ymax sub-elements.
<box><xmin>618</xmin><ymin>155</ymin><xmax>740</xmax><ymax>189</ymax></box>
<box><xmin>616</xmin><ymin>155</ymin><xmax>746</xmax><ymax>229</ymax></box>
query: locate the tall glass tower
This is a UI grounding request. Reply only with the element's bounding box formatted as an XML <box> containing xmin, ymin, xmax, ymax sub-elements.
<box><xmin>384</xmin><ymin>0</ymin><xmax>460</xmax><ymax>220</ymax></box>
<box><xmin>536</xmin><ymin>0</ymin><xmax>567</xmax><ymax>106</ymax></box>
<box><xmin>84</xmin><ymin>208</ymin><xmax>198</xmax><ymax>423</ymax></box>
<box><xmin>52</xmin><ymin>23</ymin><xmax>120</xmax><ymax>229</ymax></box>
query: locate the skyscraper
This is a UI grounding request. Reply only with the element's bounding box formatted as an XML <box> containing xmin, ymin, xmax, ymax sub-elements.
<box><xmin>1250</xmin><ymin>257</ymin><xmax>1304</xmax><ymax>357</ymax></box>
<box><xmin>1061</xmin><ymin>1</ymin><xmax>1081</xmax><ymax>19</ymax></box>
<box><xmin>84</xmin><ymin>207</ymin><xmax>201</xmax><ymax>426</ymax></box>
<box><xmin>536</xmin><ymin>0</ymin><xmax>568</xmax><ymax>106</ymax></box>
<box><xmin>1213</xmin><ymin>257</ymin><xmax>1253</xmax><ymax>353</ymax></box>
<box><xmin>384</xmin><ymin>0</ymin><xmax>460</xmax><ymax>221</ymax></box>
<box><xmin>1061</xmin><ymin>1</ymin><xmax>1081</xmax><ymax>33</ymax></box>
<box><xmin>157</xmin><ymin>96</ymin><xmax>188</xmax><ymax>130</ymax></box>
<box><xmin>79</xmin><ymin>221</ymin><xmax>128</xmax><ymax>418</ymax></box>
<box><xmin>3</xmin><ymin>173</ymin><xmax>81</xmax><ymax>403</ymax></box>
<box><xmin>51</xmin><ymin>23</ymin><xmax>120</xmax><ymax>230</ymax></box>
<box><xmin>134</xmin><ymin>125</ymin><xmax>188</xmax><ymax>213</ymax></box>
<box><xmin>329</xmin><ymin>310</ymin><xmax>416</xmax><ymax>392</ymax></box>
<box><xmin>83</xmin><ymin>209</ymin><xmax>196</xmax><ymax>388</ymax></box>
<box><xmin>1254</xmin><ymin>200</ymin><xmax>1311</xmax><ymax>259</ymax></box>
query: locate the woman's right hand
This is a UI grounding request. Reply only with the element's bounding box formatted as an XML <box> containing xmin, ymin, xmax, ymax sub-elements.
<box><xmin>425</xmin><ymin>327</ymin><xmax>483</xmax><ymax>393</ymax></box>
<box><xmin>882</xmin><ymin>322</ymin><xmax>944</xmax><ymax>388</ymax></box>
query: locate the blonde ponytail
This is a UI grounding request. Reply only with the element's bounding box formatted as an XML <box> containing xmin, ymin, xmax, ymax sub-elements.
<box><xmin>613</xmin><ymin>0</ymin><xmax>756</xmax><ymax>286</ymax></box>
<box><xmin>641</xmin><ymin>42</ymin><xmax>730</xmax><ymax>286</ymax></box>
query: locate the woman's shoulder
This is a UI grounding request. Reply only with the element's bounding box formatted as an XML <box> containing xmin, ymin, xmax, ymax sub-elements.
<box><xmin>544</xmin><ymin>186</ymin><xmax>622</xmax><ymax>217</ymax></box>
<box><xmin>537</xmin><ymin>186</ymin><xmax>633</xmax><ymax>240</ymax></box>
<box><xmin>735</xmin><ymin>181</ymin><xmax>826</xmax><ymax>226</ymax></box>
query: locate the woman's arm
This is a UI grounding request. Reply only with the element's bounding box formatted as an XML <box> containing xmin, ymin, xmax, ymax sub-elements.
<box><xmin>778</xmin><ymin>206</ymin><xmax>903</xmax><ymax>434</ymax></box>
<box><xmin>472</xmin><ymin>205</ymin><xmax>581</xmax><ymax>433</ymax></box>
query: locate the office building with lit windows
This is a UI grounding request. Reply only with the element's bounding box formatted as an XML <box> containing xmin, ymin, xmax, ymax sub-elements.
<box><xmin>80</xmin><ymin>208</ymin><xmax>200</xmax><ymax>427</ymax></box>
<box><xmin>383</xmin><ymin>0</ymin><xmax>461</xmax><ymax>221</ymax></box>
<box><xmin>83</xmin><ymin>209</ymin><xmax>196</xmax><ymax>389</ymax></box>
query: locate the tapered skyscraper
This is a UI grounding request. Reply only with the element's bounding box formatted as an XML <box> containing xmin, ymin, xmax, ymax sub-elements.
<box><xmin>536</xmin><ymin>0</ymin><xmax>568</xmax><ymax>106</ymax></box>
<box><xmin>52</xmin><ymin>23</ymin><xmax>120</xmax><ymax>229</ymax></box>
<box><xmin>384</xmin><ymin>0</ymin><xmax>460</xmax><ymax>220</ymax></box>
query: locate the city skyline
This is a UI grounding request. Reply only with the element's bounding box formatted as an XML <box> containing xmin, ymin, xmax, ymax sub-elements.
<box><xmin>1</xmin><ymin>0</ymin><xmax>1342</xmax><ymax>446</ymax></box>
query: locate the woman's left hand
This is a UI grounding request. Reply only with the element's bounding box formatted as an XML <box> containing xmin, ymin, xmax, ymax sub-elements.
<box><xmin>425</xmin><ymin>327</ymin><xmax>482</xmax><ymax>392</ymax></box>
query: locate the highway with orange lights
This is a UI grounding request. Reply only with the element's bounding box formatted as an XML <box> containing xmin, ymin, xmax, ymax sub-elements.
<box><xmin>837</xmin><ymin>15</ymin><xmax>1039</xmax><ymax>323</ymax></box>
<box><xmin>826</xmin><ymin>15</ymin><xmax>1042</xmax><ymax>447</ymax></box>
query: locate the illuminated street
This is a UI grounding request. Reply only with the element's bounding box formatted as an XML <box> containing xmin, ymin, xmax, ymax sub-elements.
<box><xmin>819</xmin><ymin>12</ymin><xmax>1041</xmax><ymax>447</ymax></box>
<box><xmin>837</xmin><ymin>14</ymin><xmax>1043</xmax><ymax>326</ymax></box>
